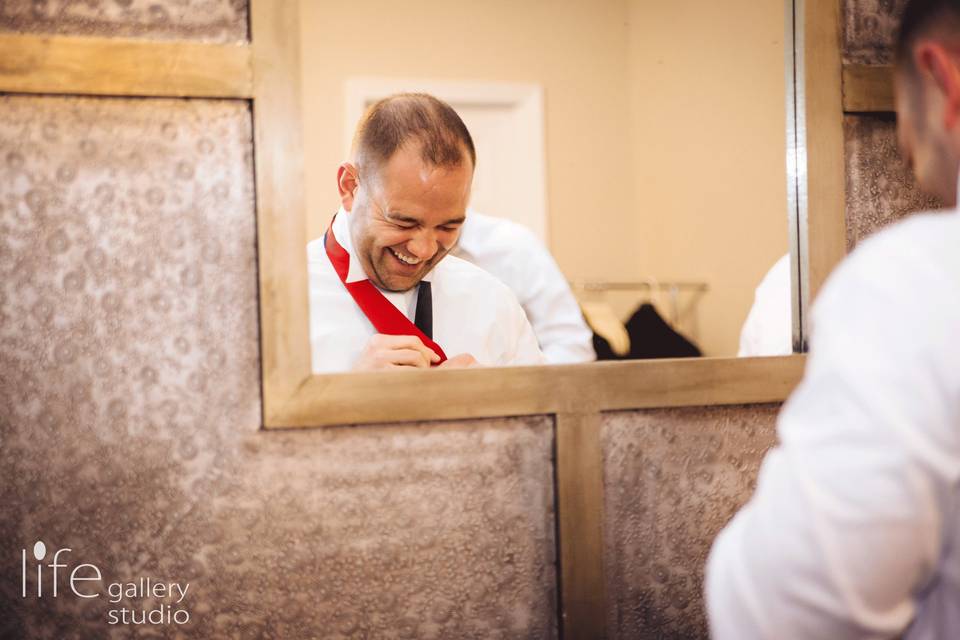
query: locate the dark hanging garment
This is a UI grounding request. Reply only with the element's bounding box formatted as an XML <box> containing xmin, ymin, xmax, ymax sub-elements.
<box><xmin>593</xmin><ymin>303</ymin><xmax>701</xmax><ymax>360</ymax></box>
<box><xmin>593</xmin><ymin>332</ymin><xmax>624</xmax><ymax>360</ymax></box>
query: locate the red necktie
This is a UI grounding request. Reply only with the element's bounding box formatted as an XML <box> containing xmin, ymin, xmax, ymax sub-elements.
<box><xmin>324</xmin><ymin>216</ymin><xmax>448</xmax><ymax>365</ymax></box>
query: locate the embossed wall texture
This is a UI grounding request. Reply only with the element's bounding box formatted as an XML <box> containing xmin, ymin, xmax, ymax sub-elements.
<box><xmin>842</xmin><ymin>1</ymin><xmax>942</xmax><ymax>249</ymax></box>
<box><xmin>0</xmin><ymin>95</ymin><xmax>557</xmax><ymax>638</ymax></box>
<box><xmin>601</xmin><ymin>404</ymin><xmax>780</xmax><ymax>640</ymax></box>
<box><xmin>0</xmin><ymin>0</ymin><xmax>248</xmax><ymax>42</ymax></box>
<box><xmin>844</xmin><ymin>116</ymin><xmax>941</xmax><ymax>249</ymax></box>
<box><xmin>842</xmin><ymin>0</ymin><xmax>909</xmax><ymax>65</ymax></box>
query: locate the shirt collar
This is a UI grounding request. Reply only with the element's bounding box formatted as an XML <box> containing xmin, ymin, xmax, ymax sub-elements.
<box><xmin>332</xmin><ymin>206</ymin><xmax>435</xmax><ymax>286</ymax></box>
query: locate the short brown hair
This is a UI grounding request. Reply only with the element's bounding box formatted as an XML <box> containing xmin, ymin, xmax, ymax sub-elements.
<box><xmin>896</xmin><ymin>0</ymin><xmax>960</xmax><ymax>71</ymax></box>
<box><xmin>351</xmin><ymin>93</ymin><xmax>476</xmax><ymax>176</ymax></box>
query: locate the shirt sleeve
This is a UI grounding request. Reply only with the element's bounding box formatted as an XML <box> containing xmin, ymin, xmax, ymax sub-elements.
<box><xmin>502</xmin><ymin>285</ymin><xmax>549</xmax><ymax>367</ymax></box>
<box><xmin>706</xmin><ymin>231</ymin><xmax>960</xmax><ymax>639</ymax></box>
<box><xmin>738</xmin><ymin>254</ymin><xmax>793</xmax><ymax>357</ymax></box>
<box><xmin>510</xmin><ymin>235</ymin><xmax>596</xmax><ymax>364</ymax></box>
<box><xmin>458</xmin><ymin>214</ymin><xmax>595</xmax><ymax>364</ymax></box>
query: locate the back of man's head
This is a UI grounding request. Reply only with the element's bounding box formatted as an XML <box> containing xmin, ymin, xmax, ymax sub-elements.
<box><xmin>351</xmin><ymin>93</ymin><xmax>476</xmax><ymax>178</ymax></box>
<box><xmin>893</xmin><ymin>0</ymin><xmax>960</xmax><ymax>205</ymax></box>
<box><xmin>897</xmin><ymin>0</ymin><xmax>960</xmax><ymax>70</ymax></box>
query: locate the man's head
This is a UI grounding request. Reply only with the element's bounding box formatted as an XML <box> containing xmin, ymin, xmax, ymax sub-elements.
<box><xmin>895</xmin><ymin>0</ymin><xmax>960</xmax><ymax>205</ymax></box>
<box><xmin>337</xmin><ymin>93</ymin><xmax>475</xmax><ymax>292</ymax></box>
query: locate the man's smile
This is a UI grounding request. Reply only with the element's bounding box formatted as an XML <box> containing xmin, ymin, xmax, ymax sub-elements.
<box><xmin>389</xmin><ymin>247</ymin><xmax>422</xmax><ymax>265</ymax></box>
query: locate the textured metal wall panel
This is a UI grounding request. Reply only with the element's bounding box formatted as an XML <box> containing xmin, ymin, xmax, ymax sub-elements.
<box><xmin>222</xmin><ymin>420</ymin><xmax>558</xmax><ymax>640</ymax></box>
<box><xmin>842</xmin><ymin>0</ymin><xmax>909</xmax><ymax>65</ymax></box>
<box><xmin>0</xmin><ymin>0</ymin><xmax>248</xmax><ymax>42</ymax></box>
<box><xmin>844</xmin><ymin>114</ymin><xmax>940</xmax><ymax>249</ymax></box>
<box><xmin>0</xmin><ymin>95</ymin><xmax>557</xmax><ymax>638</ymax></box>
<box><xmin>601</xmin><ymin>405</ymin><xmax>780</xmax><ymax>640</ymax></box>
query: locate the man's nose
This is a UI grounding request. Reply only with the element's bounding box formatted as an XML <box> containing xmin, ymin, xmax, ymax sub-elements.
<box><xmin>406</xmin><ymin>231</ymin><xmax>438</xmax><ymax>259</ymax></box>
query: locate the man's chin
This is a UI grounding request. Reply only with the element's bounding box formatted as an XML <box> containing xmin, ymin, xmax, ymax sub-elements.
<box><xmin>374</xmin><ymin>270</ymin><xmax>422</xmax><ymax>292</ymax></box>
<box><xmin>382</xmin><ymin>281</ymin><xmax>418</xmax><ymax>293</ymax></box>
<box><xmin>376</xmin><ymin>259</ymin><xmax>438</xmax><ymax>290</ymax></box>
<box><xmin>372</xmin><ymin>251</ymin><xmax>445</xmax><ymax>291</ymax></box>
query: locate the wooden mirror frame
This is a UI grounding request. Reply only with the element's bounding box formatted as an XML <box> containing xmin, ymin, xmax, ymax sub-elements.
<box><xmin>794</xmin><ymin>0</ymin><xmax>895</xmax><ymax>340</ymax></box>
<box><xmin>0</xmin><ymin>1</ymin><xmax>814</xmax><ymax>428</ymax></box>
<box><xmin>2</xmin><ymin>3</ymin><xmax>888</xmax><ymax>425</ymax></box>
<box><xmin>256</xmin><ymin>0</ymin><xmax>809</xmax><ymax>431</ymax></box>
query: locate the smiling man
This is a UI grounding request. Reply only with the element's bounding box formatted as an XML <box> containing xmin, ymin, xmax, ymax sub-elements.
<box><xmin>307</xmin><ymin>93</ymin><xmax>545</xmax><ymax>372</ymax></box>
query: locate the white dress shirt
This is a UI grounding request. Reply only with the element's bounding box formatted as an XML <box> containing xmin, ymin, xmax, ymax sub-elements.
<box><xmin>738</xmin><ymin>253</ymin><xmax>793</xmax><ymax>357</ymax></box>
<box><xmin>452</xmin><ymin>211</ymin><xmax>596</xmax><ymax>364</ymax></box>
<box><xmin>308</xmin><ymin>209</ymin><xmax>546</xmax><ymax>373</ymax></box>
<box><xmin>707</xmin><ymin>209</ymin><xmax>960</xmax><ymax>639</ymax></box>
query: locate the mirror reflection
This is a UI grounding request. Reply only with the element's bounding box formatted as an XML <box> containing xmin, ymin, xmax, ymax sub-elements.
<box><xmin>300</xmin><ymin>0</ymin><xmax>789</xmax><ymax>372</ymax></box>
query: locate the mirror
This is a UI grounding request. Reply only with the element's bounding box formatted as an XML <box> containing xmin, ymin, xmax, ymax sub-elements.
<box><xmin>299</xmin><ymin>0</ymin><xmax>791</xmax><ymax>373</ymax></box>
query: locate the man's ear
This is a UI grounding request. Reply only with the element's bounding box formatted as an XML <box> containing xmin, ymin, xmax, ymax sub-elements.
<box><xmin>916</xmin><ymin>42</ymin><xmax>960</xmax><ymax>129</ymax></box>
<box><xmin>337</xmin><ymin>163</ymin><xmax>359</xmax><ymax>211</ymax></box>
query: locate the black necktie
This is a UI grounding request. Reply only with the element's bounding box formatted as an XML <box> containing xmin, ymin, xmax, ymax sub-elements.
<box><xmin>414</xmin><ymin>281</ymin><xmax>433</xmax><ymax>339</ymax></box>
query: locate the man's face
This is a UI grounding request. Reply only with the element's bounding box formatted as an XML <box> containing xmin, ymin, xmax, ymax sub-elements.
<box><xmin>347</xmin><ymin>144</ymin><xmax>472</xmax><ymax>292</ymax></box>
<box><xmin>895</xmin><ymin>64</ymin><xmax>960</xmax><ymax>205</ymax></box>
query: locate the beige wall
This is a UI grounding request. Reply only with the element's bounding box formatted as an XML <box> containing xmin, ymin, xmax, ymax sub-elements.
<box><xmin>300</xmin><ymin>0</ymin><xmax>637</xmax><ymax>281</ymax></box>
<box><xmin>626</xmin><ymin>0</ymin><xmax>788</xmax><ymax>356</ymax></box>
<box><xmin>300</xmin><ymin>0</ymin><xmax>788</xmax><ymax>356</ymax></box>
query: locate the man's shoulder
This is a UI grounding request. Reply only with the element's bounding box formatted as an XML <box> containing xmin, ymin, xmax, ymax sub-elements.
<box><xmin>435</xmin><ymin>254</ymin><xmax>517</xmax><ymax>300</ymax></box>
<box><xmin>306</xmin><ymin>236</ymin><xmax>327</xmax><ymax>263</ymax></box>
<box><xmin>306</xmin><ymin>236</ymin><xmax>341</xmax><ymax>289</ymax></box>
<box><xmin>830</xmin><ymin>211</ymin><xmax>960</xmax><ymax>292</ymax></box>
<box><xmin>458</xmin><ymin>212</ymin><xmax>545</xmax><ymax>258</ymax></box>
<box><xmin>437</xmin><ymin>253</ymin><xmax>512</xmax><ymax>286</ymax></box>
<box><xmin>814</xmin><ymin>211</ymin><xmax>960</xmax><ymax>337</ymax></box>
<box><xmin>859</xmin><ymin>209</ymin><xmax>959</xmax><ymax>250</ymax></box>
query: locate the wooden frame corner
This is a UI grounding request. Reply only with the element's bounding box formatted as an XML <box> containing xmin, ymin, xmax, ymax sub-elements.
<box><xmin>842</xmin><ymin>63</ymin><xmax>894</xmax><ymax>112</ymax></box>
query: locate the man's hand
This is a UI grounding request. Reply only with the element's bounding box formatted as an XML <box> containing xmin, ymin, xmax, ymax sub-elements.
<box><xmin>353</xmin><ymin>334</ymin><xmax>441</xmax><ymax>371</ymax></box>
<box><xmin>437</xmin><ymin>353</ymin><xmax>478</xmax><ymax>369</ymax></box>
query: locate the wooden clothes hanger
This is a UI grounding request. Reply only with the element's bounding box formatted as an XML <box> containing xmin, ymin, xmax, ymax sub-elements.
<box><xmin>579</xmin><ymin>300</ymin><xmax>630</xmax><ymax>356</ymax></box>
